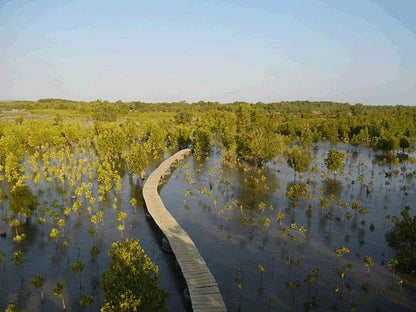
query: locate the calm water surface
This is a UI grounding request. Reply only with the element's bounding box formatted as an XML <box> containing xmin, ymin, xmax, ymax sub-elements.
<box><xmin>161</xmin><ymin>143</ymin><xmax>416</xmax><ymax>311</ymax></box>
<box><xmin>0</xmin><ymin>156</ymin><xmax>186</xmax><ymax>311</ymax></box>
<box><xmin>1</xmin><ymin>143</ymin><xmax>415</xmax><ymax>311</ymax></box>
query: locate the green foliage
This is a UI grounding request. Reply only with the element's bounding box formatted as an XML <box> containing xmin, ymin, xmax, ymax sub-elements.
<box><xmin>351</xmin><ymin>127</ymin><xmax>370</xmax><ymax>145</ymax></box>
<box><xmin>386</xmin><ymin>206</ymin><xmax>416</xmax><ymax>276</ymax></box>
<box><xmin>11</xmin><ymin>251</ymin><xmax>23</xmax><ymax>266</ymax></box>
<box><xmin>126</xmin><ymin>143</ymin><xmax>148</xmax><ymax>176</ymax></box>
<box><xmin>90</xmin><ymin>245</ymin><xmax>101</xmax><ymax>259</ymax></box>
<box><xmin>49</xmin><ymin>228</ymin><xmax>60</xmax><ymax>242</ymax></box>
<box><xmin>121</xmin><ymin>119</ymin><xmax>140</xmax><ymax>143</ymax></box>
<box><xmin>80</xmin><ymin>293</ymin><xmax>94</xmax><ymax>307</ymax></box>
<box><xmin>218</xmin><ymin>111</ymin><xmax>237</xmax><ymax>150</ymax></box>
<box><xmin>287</xmin><ymin>146</ymin><xmax>312</xmax><ymax>175</ymax></box>
<box><xmin>376</xmin><ymin>136</ymin><xmax>399</xmax><ymax>154</ymax></box>
<box><xmin>399</xmin><ymin>137</ymin><xmax>410</xmax><ymax>150</ymax></box>
<box><xmin>143</xmin><ymin>121</ymin><xmax>166</xmax><ymax>157</ymax></box>
<box><xmin>94</xmin><ymin>122</ymin><xmax>128</xmax><ymax>159</ymax></box>
<box><xmin>192</xmin><ymin>122</ymin><xmax>212</xmax><ymax>155</ymax></box>
<box><xmin>30</xmin><ymin>273</ymin><xmax>46</xmax><ymax>289</ymax></box>
<box><xmin>72</xmin><ymin>260</ymin><xmax>85</xmax><ymax>274</ymax></box>
<box><xmin>54</xmin><ymin>282</ymin><xmax>66</xmax><ymax>310</ymax></box>
<box><xmin>0</xmin><ymin>100</ymin><xmax>414</xmax><ymax>171</ymax></box>
<box><xmin>286</xmin><ymin>182</ymin><xmax>309</xmax><ymax>201</ymax></box>
<box><xmin>92</xmin><ymin>102</ymin><xmax>120</xmax><ymax>122</ymax></box>
<box><xmin>324</xmin><ymin>149</ymin><xmax>345</xmax><ymax>177</ymax></box>
<box><xmin>101</xmin><ymin>239</ymin><xmax>168</xmax><ymax>312</ymax></box>
<box><xmin>174</xmin><ymin>110</ymin><xmax>193</xmax><ymax>124</ymax></box>
<box><xmin>335</xmin><ymin>246</ymin><xmax>350</xmax><ymax>257</ymax></box>
<box><xmin>30</xmin><ymin>273</ymin><xmax>46</xmax><ymax>301</ymax></box>
<box><xmin>54</xmin><ymin>282</ymin><xmax>64</xmax><ymax>297</ymax></box>
<box><xmin>168</xmin><ymin>124</ymin><xmax>191</xmax><ymax>149</ymax></box>
<box><xmin>286</xmin><ymin>281</ymin><xmax>300</xmax><ymax>291</ymax></box>
<box><xmin>9</xmin><ymin>184</ymin><xmax>38</xmax><ymax>221</ymax></box>
<box><xmin>5</xmin><ymin>302</ymin><xmax>22</xmax><ymax>312</ymax></box>
<box><xmin>363</xmin><ymin>256</ymin><xmax>374</xmax><ymax>274</ymax></box>
<box><xmin>236</xmin><ymin>104</ymin><xmax>285</xmax><ymax>165</ymax></box>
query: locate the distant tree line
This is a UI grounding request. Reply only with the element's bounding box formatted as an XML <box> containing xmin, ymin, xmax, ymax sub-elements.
<box><xmin>0</xmin><ymin>100</ymin><xmax>415</xmax><ymax>168</ymax></box>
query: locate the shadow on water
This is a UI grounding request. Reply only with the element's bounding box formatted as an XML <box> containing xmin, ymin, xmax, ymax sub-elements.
<box><xmin>323</xmin><ymin>179</ymin><xmax>342</xmax><ymax>197</ymax></box>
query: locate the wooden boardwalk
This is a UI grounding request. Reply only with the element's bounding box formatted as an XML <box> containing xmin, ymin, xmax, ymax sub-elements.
<box><xmin>143</xmin><ymin>149</ymin><xmax>227</xmax><ymax>312</ymax></box>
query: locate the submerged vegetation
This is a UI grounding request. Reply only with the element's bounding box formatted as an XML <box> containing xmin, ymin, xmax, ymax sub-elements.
<box><xmin>0</xmin><ymin>99</ymin><xmax>415</xmax><ymax>310</ymax></box>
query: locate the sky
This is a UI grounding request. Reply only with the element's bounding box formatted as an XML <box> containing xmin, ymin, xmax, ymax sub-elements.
<box><xmin>0</xmin><ymin>0</ymin><xmax>415</xmax><ymax>105</ymax></box>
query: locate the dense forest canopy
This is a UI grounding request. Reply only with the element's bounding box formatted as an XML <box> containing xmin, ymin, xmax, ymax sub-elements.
<box><xmin>1</xmin><ymin>99</ymin><xmax>414</xmax><ymax>185</ymax></box>
<box><xmin>1</xmin><ymin>99</ymin><xmax>415</xmax><ymax>146</ymax></box>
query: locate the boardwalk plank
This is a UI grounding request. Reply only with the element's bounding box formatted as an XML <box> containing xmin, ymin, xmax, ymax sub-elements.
<box><xmin>143</xmin><ymin>149</ymin><xmax>227</xmax><ymax>312</ymax></box>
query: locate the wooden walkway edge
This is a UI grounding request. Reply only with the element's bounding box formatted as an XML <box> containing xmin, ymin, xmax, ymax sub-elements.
<box><xmin>143</xmin><ymin>149</ymin><xmax>227</xmax><ymax>312</ymax></box>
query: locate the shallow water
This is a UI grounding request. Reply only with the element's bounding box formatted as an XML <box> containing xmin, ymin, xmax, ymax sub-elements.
<box><xmin>0</xmin><ymin>156</ymin><xmax>186</xmax><ymax>311</ymax></box>
<box><xmin>1</xmin><ymin>143</ymin><xmax>415</xmax><ymax>311</ymax></box>
<box><xmin>161</xmin><ymin>143</ymin><xmax>416</xmax><ymax>311</ymax></box>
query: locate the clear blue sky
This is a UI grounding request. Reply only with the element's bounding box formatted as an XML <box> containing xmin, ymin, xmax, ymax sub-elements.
<box><xmin>1</xmin><ymin>0</ymin><xmax>415</xmax><ymax>105</ymax></box>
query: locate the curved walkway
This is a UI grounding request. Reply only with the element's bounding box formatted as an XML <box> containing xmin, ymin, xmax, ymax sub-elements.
<box><xmin>143</xmin><ymin>149</ymin><xmax>227</xmax><ymax>312</ymax></box>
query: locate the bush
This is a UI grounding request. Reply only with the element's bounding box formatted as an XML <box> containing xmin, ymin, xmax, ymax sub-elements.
<box><xmin>101</xmin><ymin>239</ymin><xmax>168</xmax><ymax>312</ymax></box>
<box><xmin>386</xmin><ymin>206</ymin><xmax>416</xmax><ymax>277</ymax></box>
